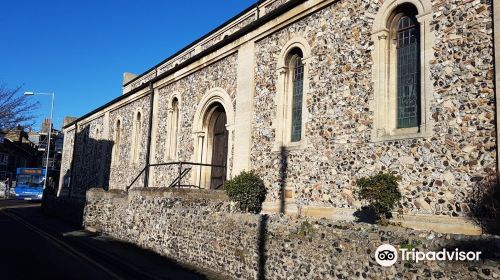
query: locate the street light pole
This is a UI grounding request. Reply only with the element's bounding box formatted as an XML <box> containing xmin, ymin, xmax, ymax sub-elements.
<box><xmin>44</xmin><ymin>93</ymin><xmax>55</xmax><ymax>189</ymax></box>
<box><xmin>24</xmin><ymin>91</ymin><xmax>55</xmax><ymax>189</ymax></box>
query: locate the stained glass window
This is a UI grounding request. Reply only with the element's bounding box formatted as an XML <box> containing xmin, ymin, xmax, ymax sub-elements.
<box><xmin>291</xmin><ymin>54</ymin><xmax>304</xmax><ymax>142</ymax></box>
<box><xmin>396</xmin><ymin>13</ymin><xmax>420</xmax><ymax>128</ymax></box>
<box><xmin>133</xmin><ymin>113</ymin><xmax>141</xmax><ymax>162</ymax></box>
<box><xmin>113</xmin><ymin>120</ymin><xmax>121</xmax><ymax>165</ymax></box>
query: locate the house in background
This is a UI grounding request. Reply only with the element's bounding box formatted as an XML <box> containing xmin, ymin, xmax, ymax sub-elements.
<box><xmin>0</xmin><ymin>132</ymin><xmax>9</xmax><ymax>180</ymax></box>
<box><xmin>29</xmin><ymin>119</ymin><xmax>63</xmax><ymax>176</ymax></box>
<box><xmin>0</xmin><ymin>126</ymin><xmax>38</xmax><ymax>181</ymax></box>
<box><xmin>27</xmin><ymin>118</ymin><xmax>75</xmax><ymax>187</ymax></box>
<box><xmin>0</xmin><ymin>117</ymin><xmax>75</xmax><ymax>185</ymax></box>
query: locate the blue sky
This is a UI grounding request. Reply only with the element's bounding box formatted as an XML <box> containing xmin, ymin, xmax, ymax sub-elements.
<box><xmin>1</xmin><ymin>0</ymin><xmax>256</xmax><ymax>131</ymax></box>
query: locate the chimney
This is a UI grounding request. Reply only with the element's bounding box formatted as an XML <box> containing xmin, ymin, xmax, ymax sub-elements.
<box><xmin>42</xmin><ymin>118</ymin><xmax>52</xmax><ymax>134</ymax></box>
<box><xmin>123</xmin><ymin>72</ymin><xmax>138</xmax><ymax>86</ymax></box>
<box><xmin>63</xmin><ymin>116</ymin><xmax>78</xmax><ymax>127</ymax></box>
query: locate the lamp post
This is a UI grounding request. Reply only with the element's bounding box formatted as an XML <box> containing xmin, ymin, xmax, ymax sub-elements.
<box><xmin>24</xmin><ymin>91</ymin><xmax>55</xmax><ymax>190</ymax></box>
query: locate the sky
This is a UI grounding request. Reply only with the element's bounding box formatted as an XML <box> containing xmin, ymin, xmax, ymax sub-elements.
<box><xmin>1</xmin><ymin>0</ymin><xmax>256</xmax><ymax>131</ymax></box>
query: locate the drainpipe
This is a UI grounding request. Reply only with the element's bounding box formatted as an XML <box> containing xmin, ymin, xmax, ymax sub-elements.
<box><xmin>68</xmin><ymin>122</ymin><xmax>78</xmax><ymax>199</ymax></box>
<box><xmin>143</xmin><ymin>82</ymin><xmax>155</xmax><ymax>188</ymax></box>
<box><xmin>493</xmin><ymin>0</ymin><xmax>500</xmax><ymax>177</ymax></box>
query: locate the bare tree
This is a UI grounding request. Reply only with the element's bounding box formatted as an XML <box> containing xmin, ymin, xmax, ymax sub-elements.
<box><xmin>0</xmin><ymin>84</ymin><xmax>39</xmax><ymax>131</ymax></box>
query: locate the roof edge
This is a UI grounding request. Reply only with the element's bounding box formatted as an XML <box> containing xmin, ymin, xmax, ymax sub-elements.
<box><xmin>64</xmin><ymin>0</ymin><xmax>307</xmax><ymax>129</ymax></box>
<box><xmin>122</xmin><ymin>0</ymin><xmax>266</xmax><ymax>88</ymax></box>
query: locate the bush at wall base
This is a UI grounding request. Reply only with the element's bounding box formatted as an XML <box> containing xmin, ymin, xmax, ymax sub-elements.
<box><xmin>224</xmin><ymin>171</ymin><xmax>267</xmax><ymax>214</ymax></box>
<box><xmin>356</xmin><ymin>173</ymin><xmax>402</xmax><ymax>226</ymax></box>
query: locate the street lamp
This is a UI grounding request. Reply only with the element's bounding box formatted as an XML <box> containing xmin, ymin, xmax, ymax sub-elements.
<box><xmin>24</xmin><ymin>91</ymin><xmax>55</xmax><ymax>190</ymax></box>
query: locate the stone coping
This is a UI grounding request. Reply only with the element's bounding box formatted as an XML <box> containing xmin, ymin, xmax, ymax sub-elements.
<box><xmin>86</xmin><ymin>187</ymin><xmax>229</xmax><ymax>201</ymax></box>
<box><xmin>86</xmin><ymin>188</ymin><xmax>128</xmax><ymax>200</ymax></box>
<box><xmin>84</xmin><ymin>189</ymin><xmax>496</xmax><ymax>236</ymax></box>
<box><xmin>262</xmin><ymin>202</ymin><xmax>490</xmax><ymax>236</ymax></box>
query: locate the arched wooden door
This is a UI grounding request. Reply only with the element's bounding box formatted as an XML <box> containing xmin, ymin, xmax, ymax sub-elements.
<box><xmin>209</xmin><ymin>107</ymin><xmax>228</xmax><ymax>189</ymax></box>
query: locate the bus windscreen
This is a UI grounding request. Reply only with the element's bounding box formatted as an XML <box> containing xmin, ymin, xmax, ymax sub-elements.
<box><xmin>17</xmin><ymin>175</ymin><xmax>44</xmax><ymax>187</ymax></box>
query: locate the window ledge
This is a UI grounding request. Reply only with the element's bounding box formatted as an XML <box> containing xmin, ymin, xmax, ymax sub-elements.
<box><xmin>272</xmin><ymin>140</ymin><xmax>307</xmax><ymax>152</ymax></box>
<box><xmin>371</xmin><ymin>127</ymin><xmax>432</xmax><ymax>142</ymax></box>
<box><xmin>284</xmin><ymin>141</ymin><xmax>304</xmax><ymax>151</ymax></box>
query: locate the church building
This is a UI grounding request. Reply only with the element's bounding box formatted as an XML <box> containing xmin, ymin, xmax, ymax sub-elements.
<box><xmin>59</xmin><ymin>0</ymin><xmax>500</xmax><ymax>233</ymax></box>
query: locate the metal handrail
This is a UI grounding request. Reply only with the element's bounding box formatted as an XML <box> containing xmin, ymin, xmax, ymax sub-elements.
<box><xmin>126</xmin><ymin>166</ymin><xmax>148</xmax><ymax>190</ymax></box>
<box><xmin>148</xmin><ymin>161</ymin><xmax>226</xmax><ymax>168</ymax></box>
<box><xmin>168</xmin><ymin>167</ymin><xmax>191</xmax><ymax>188</ymax></box>
<box><xmin>125</xmin><ymin>161</ymin><xmax>226</xmax><ymax>191</ymax></box>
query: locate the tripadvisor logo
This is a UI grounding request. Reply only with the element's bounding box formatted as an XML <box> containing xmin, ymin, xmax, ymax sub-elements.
<box><xmin>375</xmin><ymin>244</ymin><xmax>398</xmax><ymax>267</ymax></box>
<box><xmin>374</xmin><ymin>244</ymin><xmax>482</xmax><ymax>267</ymax></box>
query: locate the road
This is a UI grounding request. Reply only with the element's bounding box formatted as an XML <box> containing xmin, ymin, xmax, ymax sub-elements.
<box><xmin>0</xmin><ymin>199</ymin><xmax>210</xmax><ymax>280</ymax></box>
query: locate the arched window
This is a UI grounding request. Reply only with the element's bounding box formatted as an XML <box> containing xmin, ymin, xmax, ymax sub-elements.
<box><xmin>371</xmin><ymin>0</ymin><xmax>433</xmax><ymax>141</ymax></box>
<box><xmin>112</xmin><ymin>120</ymin><xmax>121</xmax><ymax>165</ymax></box>
<box><xmin>273</xmin><ymin>38</ymin><xmax>310</xmax><ymax>149</ymax></box>
<box><xmin>131</xmin><ymin>112</ymin><xmax>142</xmax><ymax>163</ymax></box>
<box><xmin>394</xmin><ymin>6</ymin><xmax>420</xmax><ymax>128</ymax></box>
<box><xmin>288</xmin><ymin>48</ymin><xmax>304</xmax><ymax>142</ymax></box>
<box><xmin>166</xmin><ymin>98</ymin><xmax>179</xmax><ymax>160</ymax></box>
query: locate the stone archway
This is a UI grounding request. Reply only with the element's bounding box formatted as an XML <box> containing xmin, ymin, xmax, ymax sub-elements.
<box><xmin>192</xmin><ymin>88</ymin><xmax>234</xmax><ymax>189</ymax></box>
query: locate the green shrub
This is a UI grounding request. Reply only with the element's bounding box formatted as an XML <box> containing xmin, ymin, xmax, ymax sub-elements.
<box><xmin>356</xmin><ymin>173</ymin><xmax>402</xmax><ymax>225</ymax></box>
<box><xmin>470</xmin><ymin>174</ymin><xmax>500</xmax><ymax>234</ymax></box>
<box><xmin>224</xmin><ymin>171</ymin><xmax>267</xmax><ymax>213</ymax></box>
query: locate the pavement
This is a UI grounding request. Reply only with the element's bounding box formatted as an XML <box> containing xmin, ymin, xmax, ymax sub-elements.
<box><xmin>0</xmin><ymin>199</ymin><xmax>213</xmax><ymax>280</ymax></box>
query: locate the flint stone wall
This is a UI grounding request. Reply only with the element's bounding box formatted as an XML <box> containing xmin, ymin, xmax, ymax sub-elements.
<box><xmin>151</xmin><ymin>53</ymin><xmax>238</xmax><ymax>188</ymax></box>
<box><xmin>59</xmin><ymin>53</ymin><xmax>238</xmax><ymax>198</ymax></box>
<box><xmin>84</xmin><ymin>188</ymin><xmax>500</xmax><ymax>280</ymax></box>
<box><xmin>109</xmin><ymin>96</ymin><xmax>151</xmax><ymax>190</ymax></box>
<box><xmin>251</xmin><ymin>0</ymin><xmax>496</xmax><ymax>217</ymax></box>
<box><xmin>60</xmin><ymin>115</ymin><xmax>114</xmax><ymax>198</ymax></box>
<box><xmin>59</xmin><ymin>128</ymin><xmax>75</xmax><ymax>194</ymax></box>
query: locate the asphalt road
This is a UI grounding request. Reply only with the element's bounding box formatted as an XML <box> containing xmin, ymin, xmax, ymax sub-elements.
<box><xmin>0</xmin><ymin>199</ymin><xmax>211</xmax><ymax>280</ymax></box>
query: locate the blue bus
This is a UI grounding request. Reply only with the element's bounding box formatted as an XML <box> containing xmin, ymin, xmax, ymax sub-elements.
<box><xmin>13</xmin><ymin>168</ymin><xmax>45</xmax><ymax>200</ymax></box>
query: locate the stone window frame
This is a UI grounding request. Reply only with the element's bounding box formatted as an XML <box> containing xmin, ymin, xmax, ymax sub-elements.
<box><xmin>272</xmin><ymin>37</ymin><xmax>311</xmax><ymax>151</ymax></box>
<box><xmin>164</xmin><ymin>93</ymin><xmax>181</xmax><ymax>162</ymax></box>
<box><xmin>371</xmin><ymin>0</ymin><xmax>434</xmax><ymax>142</ymax></box>
<box><xmin>130</xmin><ymin>109</ymin><xmax>143</xmax><ymax>164</ymax></box>
<box><xmin>112</xmin><ymin>117</ymin><xmax>122</xmax><ymax>166</ymax></box>
<box><xmin>192</xmin><ymin>87</ymin><xmax>235</xmax><ymax>189</ymax></box>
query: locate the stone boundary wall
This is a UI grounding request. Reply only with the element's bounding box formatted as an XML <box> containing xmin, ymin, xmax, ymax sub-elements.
<box><xmin>84</xmin><ymin>188</ymin><xmax>500</xmax><ymax>280</ymax></box>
